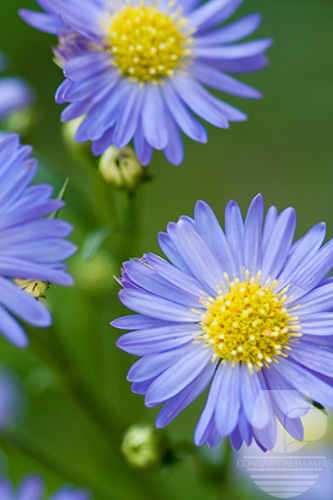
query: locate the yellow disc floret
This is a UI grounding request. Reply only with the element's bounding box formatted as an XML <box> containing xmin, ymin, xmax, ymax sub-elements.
<box><xmin>106</xmin><ymin>5</ymin><xmax>192</xmax><ymax>81</ymax></box>
<box><xmin>14</xmin><ymin>279</ymin><xmax>49</xmax><ymax>298</ymax></box>
<box><xmin>198</xmin><ymin>272</ymin><xmax>301</xmax><ymax>372</ymax></box>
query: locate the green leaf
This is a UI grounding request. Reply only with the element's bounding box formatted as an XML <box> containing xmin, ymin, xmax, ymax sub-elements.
<box><xmin>49</xmin><ymin>176</ymin><xmax>71</xmax><ymax>219</ymax></box>
<box><xmin>57</xmin><ymin>176</ymin><xmax>71</xmax><ymax>202</ymax></box>
<box><xmin>81</xmin><ymin>226</ymin><xmax>113</xmax><ymax>261</ymax></box>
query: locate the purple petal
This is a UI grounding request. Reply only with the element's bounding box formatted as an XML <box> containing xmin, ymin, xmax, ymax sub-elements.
<box><xmin>289</xmin><ymin>342</ymin><xmax>333</xmax><ymax>377</ymax></box>
<box><xmin>162</xmin><ymin>81</ymin><xmax>208</xmax><ymax>142</ymax></box>
<box><xmin>196</xmin><ymin>13</ymin><xmax>262</xmax><ymax>46</ymax></box>
<box><xmin>19</xmin><ymin>9</ymin><xmax>62</xmax><ymax>34</ymax></box>
<box><xmin>119</xmin><ymin>289</ymin><xmax>200</xmax><ymax>322</ymax></box>
<box><xmin>298</xmin><ymin>313</ymin><xmax>333</xmax><ymax>336</ymax></box>
<box><xmin>156</xmin><ymin>360</ymin><xmax>216</xmax><ymax>427</ymax></box>
<box><xmin>270</xmin><ymin>358</ymin><xmax>333</xmax><ymax>407</ymax></box>
<box><xmin>215</xmin><ymin>363</ymin><xmax>240</xmax><ymax>436</ymax></box>
<box><xmin>243</xmin><ymin>194</ymin><xmax>263</xmax><ymax>276</ymax></box>
<box><xmin>194</xmin><ymin>200</ymin><xmax>236</xmax><ymax>275</ymax></box>
<box><xmin>194</xmin><ymin>39</ymin><xmax>273</xmax><ymax>60</ymax></box>
<box><xmin>191</xmin><ymin>62</ymin><xmax>262</xmax><ymax>99</ymax></box>
<box><xmin>224</xmin><ymin>199</ymin><xmax>244</xmax><ymax>274</ymax></box>
<box><xmin>171</xmin><ymin>75</ymin><xmax>230</xmax><ymax>128</ymax></box>
<box><xmin>145</xmin><ymin>345</ymin><xmax>212</xmax><ymax>405</ymax></box>
<box><xmin>116</xmin><ymin>323</ymin><xmax>199</xmax><ymax>356</ymax></box>
<box><xmin>127</xmin><ymin>343</ymin><xmax>196</xmax><ymax>383</ymax></box>
<box><xmin>142</xmin><ymin>84</ymin><xmax>168</xmax><ymax>149</ymax></box>
<box><xmin>240</xmin><ymin>364</ymin><xmax>271</xmax><ymax>429</ymax></box>
<box><xmin>0</xmin><ymin>306</ymin><xmax>28</xmax><ymax>347</ymax></box>
<box><xmin>261</xmin><ymin>207</ymin><xmax>296</xmax><ymax>282</ymax></box>
<box><xmin>111</xmin><ymin>314</ymin><xmax>175</xmax><ymax>331</ymax></box>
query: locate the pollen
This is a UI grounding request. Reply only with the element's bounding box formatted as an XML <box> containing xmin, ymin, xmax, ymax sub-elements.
<box><xmin>106</xmin><ymin>5</ymin><xmax>193</xmax><ymax>81</ymax></box>
<box><xmin>198</xmin><ymin>272</ymin><xmax>301</xmax><ymax>372</ymax></box>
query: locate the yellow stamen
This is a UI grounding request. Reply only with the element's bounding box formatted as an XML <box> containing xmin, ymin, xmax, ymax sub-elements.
<box><xmin>198</xmin><ymin>273</ymin><xmax>301</xmax><ymax>372</ymax></box>
<box><xmin>106</xmin><ymin>4</ymin><xmax>192</xmax><ymax>81</ymax></box>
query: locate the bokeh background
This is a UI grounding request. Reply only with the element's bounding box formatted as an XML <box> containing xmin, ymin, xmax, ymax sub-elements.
<box><xmin>0</xmin><ymin>0</ymin><xmax>332</xmax><ymax>499</ymax></box>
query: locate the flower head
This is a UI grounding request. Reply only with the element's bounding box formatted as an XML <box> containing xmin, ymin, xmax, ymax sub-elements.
<box><xmin>0</xmin><ymin>474</ymin><xmax>90</xmax><ymax>500</ymax></box>
<box><xmin>0</xmin><ymin>53</ymin><xmax>34</xmax><ymax>122</ymax></box>
<box><xmin>0</xmin><ymin>134</ymin><xmax>76</xmax><ymax>347</ymax></box>
<box><xmin>20</xmin><ymin>0</ymin><xmax>272</xmax><ymax>165</ymax></box>
<box><xmin>113</xmin><ymin>195</ymin><xmax>333</xmax><ymax>451</ymax></box>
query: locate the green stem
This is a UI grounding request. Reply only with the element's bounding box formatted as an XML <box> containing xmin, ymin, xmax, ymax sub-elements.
<box><xmin>114</xmin><ymin>189</ymin><xmax>140</xmax><ymax>263</ymax></box>
<box><xmin>30</xmin><ymin>326</ymin><xmax>127</xmax><ymax>442</ymax></box>
<box><xmin>97</xmin><ymin>187</ymin><xmax>168</xmax><ymax>500</ymax></box>
<box><xmin>221</xmin><ymin>441</ymin><xmax>233</xmax><ymax>481</ymax></box>
<box><xmin>93</xmin><ymin>173</ymin><xmax>118</xmax><ymax>228</ymax></box>
<box><xmin>125</xmin><ymin>190</ymin><xmax>138</xmax><ymax>234</ymax></box>
<box><xmin>29</xmin><ymin>328</ymin><xmax>164</xmax><ymax>500</ymax></box>
<box><xmin>33</xmin><ymin>154</ymin><xmax>162</xmax><ymax>498</ymax></box>
<box><xmin>216</xmin><ymin>442</ymin><xmax>233</xmax><ymax>498</ymax></box>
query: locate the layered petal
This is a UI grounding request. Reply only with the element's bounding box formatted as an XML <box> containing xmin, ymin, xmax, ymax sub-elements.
<box><xmin>113</xmin><ymin>195</ymin><xmax>333</xmax><ymax>451</ymax></box>
<box><xmin>20</xmin><ymin>0</ymin><xmax>271</xmax><ymax>164</ymax></box>
<box><xmin>0</xmin><ymin>135</ymin><xmax>75</xmax><ymax>346</ymax></box>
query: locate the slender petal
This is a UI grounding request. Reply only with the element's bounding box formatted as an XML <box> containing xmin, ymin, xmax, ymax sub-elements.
<box><xmin>145</xmin><ymin>346</ymin><xmax>212</xmax><ymax>405</ymax></box>
<box><xmin>0</xmin><ymin>135</ymin><xmax>75</xmax><ymax>346</ymax></box>
<box><xmin>243</xmin><ymin>193</ymin><xmax>263</xmax><ymax>275</ymax></box>
<box><xmin>20</xmin><ymin>0</ymin><xmax>271</xmax><ymax>163</ymax></box>
<box><xmin>215</xmin><ymin>363</ymin><xmax>240</xmax><ymax>436</ymax></box>
<box><xmin>261</xmin><ymin>207</ymin><xmax>296</xmax><ymax>282</ymax></box>
<box><xmin>224</xmin><ymin>199</ymin><xmax>244</xmax><ymax>275</ymax></box>
<box><xmin>116</xmin><ymin>324</ymin><xmax>199</xmax><ymax>356</ymax></box>
<box><xmin>156</xmin><ymin>361</ymin><xmax>216</xmax><ymax>427</ymax></box>
<box><xmin>119</xmin><ymin>289</ymin><xmax>200</xmax><ymax>322</ymax></box>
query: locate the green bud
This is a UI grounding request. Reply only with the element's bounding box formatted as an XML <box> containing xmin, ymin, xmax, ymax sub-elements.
<box><xmin>121</xmin><ymin>424</ymin><xmax>165</xmax><ymax>468</ymax></box>
<box><xmin>99</xmin><ymin>145</ymin><xmax>145</xmax><ymax>190</ymax></box>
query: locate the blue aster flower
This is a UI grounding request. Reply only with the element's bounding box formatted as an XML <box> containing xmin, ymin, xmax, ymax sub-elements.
<box><xmin>0</xmin><ymin>53</ymin><xmax>34</xmax><ymax>122</ymax></box>
<box><xmin>112</xmin><ymin>194</ymin><xmax>333</xmax><ymax>451</ymax></box>
<box><xmin>20</xmin><ymin>0</ymin><xmax>272</xmax><ymax>165</ymax></box>
<box><xmin>0</xmin><ymin>134</ymin><xmax>76</xmax><ymax>347</ymax></box>
<box><xmin>0</xmin><ymin>474</ymin><xmax>90</xmax><ymax>500</ymax></box>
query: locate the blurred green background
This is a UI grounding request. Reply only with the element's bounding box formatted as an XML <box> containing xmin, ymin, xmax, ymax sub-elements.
<box><xmin>0</xmin><ymin>0</ymin><xmax>332</xmax><ymax>499</ymax></box>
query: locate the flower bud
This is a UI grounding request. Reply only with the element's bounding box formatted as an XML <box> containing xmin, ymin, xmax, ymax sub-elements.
<box><xmin>121</xmin><ymin>424</ymin><xmax>165</xmax><ymax>468</ymax></box>
<box><xmin>99</xmin><ymin>145</ymin><xmax>145</xmax><ymax>190</ymax></box>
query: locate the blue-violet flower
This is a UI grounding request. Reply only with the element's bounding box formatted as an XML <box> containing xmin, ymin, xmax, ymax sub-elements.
<box><xmin>20</xmin><ymin>0</ymin><xmax>272</xmax><ymax>165</ymax></box>
<box><xmin>113</xmin><ymin>195</ymin><xmax>333</xmax><ymax>450</ymax></box>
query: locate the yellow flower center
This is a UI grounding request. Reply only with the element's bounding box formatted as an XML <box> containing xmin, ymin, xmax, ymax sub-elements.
<box><xmin>106</xmin><ymin>5</ymin><xmax>192</xmax><ymax>81</ymax></box>
<box><xmin>198</xmin><ymin>272</ymin><xmax>301</xmax><ymax>372</ymax></box>
<box><xmin>14</xmin><ymin>279</ymin><xmax>49</xmax><ymax>298</ymax></box>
